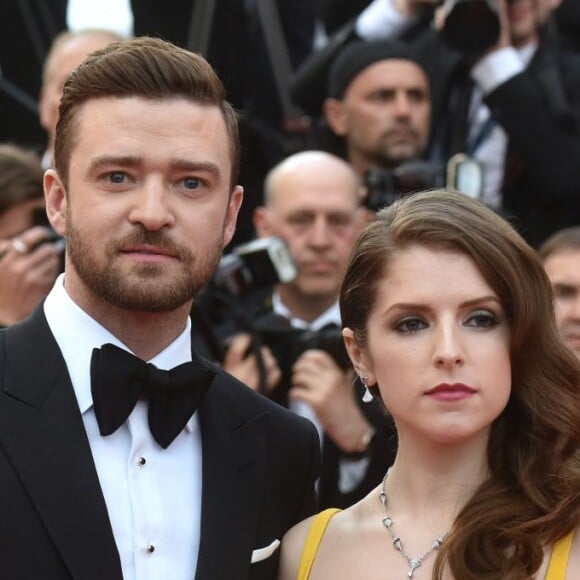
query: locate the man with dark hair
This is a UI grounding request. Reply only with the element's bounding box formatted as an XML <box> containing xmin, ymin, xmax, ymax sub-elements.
<box><xmin>322</xmin><ymin>40</ymin><xmax>431</xmax><ymax>180</ymax></box>
<box><xmin>539</xmin><ymin>226</ymin><xmax>580</xmax><ymax>361</ymax></box>
<box><xmin>223</xmin><ymin>151</ymin><xmax>397</xmax><ymax>510</ymax></box>
<box><xmin>0</xmin><ymin>37</ymin><xmax>319</xmax><ymax>580</ymax></box>
<box><xmin>293</xmin><ymin>0</ymin><xmax>580</xmax><ymax>245</ymax></box>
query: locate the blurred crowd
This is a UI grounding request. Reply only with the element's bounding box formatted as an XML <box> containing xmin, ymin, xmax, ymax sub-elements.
<box><xmin>0</xmin><ymin>0</ymin><xmax>579</xmax><ymax>511</ymax></box>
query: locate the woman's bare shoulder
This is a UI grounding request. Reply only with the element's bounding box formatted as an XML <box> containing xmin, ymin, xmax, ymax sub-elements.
<box><xmin>564</xmin><ymin>525</ymin><xmax>580</xmax><ymax>578</ymax></box>
<box><xmin>279</xmin><ymin>512</ymin><xmax>338</xmax><ymax>580</ymax></box>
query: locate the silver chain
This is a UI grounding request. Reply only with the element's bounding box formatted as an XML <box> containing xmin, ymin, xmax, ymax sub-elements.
<box><xmin>379</xmin><ymin>470</ymin><xmax>448</xmax><ymax>579</ymax></box>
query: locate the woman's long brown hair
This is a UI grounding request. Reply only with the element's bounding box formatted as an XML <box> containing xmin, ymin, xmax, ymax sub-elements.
<box><xmin>340</xmin><ymin>190</ymin><xmax>580</xmax><ymax>579</ymax></box>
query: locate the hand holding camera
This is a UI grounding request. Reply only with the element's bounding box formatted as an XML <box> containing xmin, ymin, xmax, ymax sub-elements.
<box><xmin>0</xmin><ymin>226</ymin><xmax>63</xmax><ymax>326</ymax></box>
<box><xmin>222</xmin><ymin>332</ymin><xmax>282</xmax><ymax>393</ymax></box>
<box><xmin>290</xmin><ymin>351</ymin><xmax>372</xmax><ymax>453</ymax></box>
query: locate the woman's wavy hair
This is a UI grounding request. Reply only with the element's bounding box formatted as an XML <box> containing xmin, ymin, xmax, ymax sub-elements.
<box><xmin>340</xmin><ymin>190</ymin><xmax>580</xmax><ymax>579</ymax></box>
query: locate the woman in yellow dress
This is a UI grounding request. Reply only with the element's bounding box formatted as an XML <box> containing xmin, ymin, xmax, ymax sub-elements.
<box><xmin>279</xmin><ymin>190</ymin><xmax>580</xmax><ymax>580</ymax></box>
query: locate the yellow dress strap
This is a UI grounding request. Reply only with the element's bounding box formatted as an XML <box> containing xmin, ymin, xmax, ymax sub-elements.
<box><xmin>297</xmin><ymin>508</ymin><xmax>342</xmax><ymax>580</ymax></box>
<box><xmin>546</xmin><ymin>532</ymin><xmax>574</xmax><ymax>580</ymax></box>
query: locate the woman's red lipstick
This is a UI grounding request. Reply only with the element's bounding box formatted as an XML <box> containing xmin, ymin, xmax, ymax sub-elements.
<box><xmin>424</xmin><ymin>383</ymin><xmax>477</xmax><ymax>401</ymax></box>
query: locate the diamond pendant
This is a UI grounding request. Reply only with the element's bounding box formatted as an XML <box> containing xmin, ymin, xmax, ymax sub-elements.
<box><xmin>407</xmin><ymin>558</ymin><xmax>420</xmax><ymax>578</ymax></box>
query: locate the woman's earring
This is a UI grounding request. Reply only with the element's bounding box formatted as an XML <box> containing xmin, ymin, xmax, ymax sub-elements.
<box><xmin>360</xmin><ymin>376</ymin><xmax>373</xmax><ymax>403</ymax></box>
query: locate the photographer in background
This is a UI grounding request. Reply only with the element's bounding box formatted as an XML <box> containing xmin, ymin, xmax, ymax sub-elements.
<box><xmin>539</xmin><ymin>226</ymin><xmax>580</xmax><ymax>361</ymax></box>
<box><xmin>0</xmin><ymin>144</ymin><xmax>62</xmax><ymax>327</ymax></box>
<box><xmin>39</xmin><ymin>28</ymin><xmax>125</xmax><ymax>169</ymax></box>
<box><xmin>322</xmin><ymin>40</ymin><xmax>433</xmax><ymax>206</ymax></box>
<box><xmin>293</xmin><ymin>0</ymin><xmax>580</xmax><ymax>246</ymax></box>
<box><xmin>224</xmin><ymin>151</ymin><xmax>397</xmax><ymax>509</ymax></box>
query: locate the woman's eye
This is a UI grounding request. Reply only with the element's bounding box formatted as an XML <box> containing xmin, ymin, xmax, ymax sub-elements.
<box><xmin>465</xmin><ymin>310</ymin><xmax>498</xmax><ymax>329</ymax></box>
<box><xmin>394</xmin><ymin>317</ymin><xmax>427</xmax><ymax>334</ymax></box>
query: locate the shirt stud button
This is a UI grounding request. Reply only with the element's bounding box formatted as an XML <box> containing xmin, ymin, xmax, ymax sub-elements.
<box><xmin>146</xmin><ymin>544</ymin><xmax>155</xmax><ymax>554</ymax></box>
<box><xmin>138</xmin><ymin>457</ymin><xmax>146</xmax><ymax>467</ymax></box>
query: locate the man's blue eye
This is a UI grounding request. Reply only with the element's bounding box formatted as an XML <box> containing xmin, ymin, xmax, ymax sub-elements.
<box><xmin>182</xmin><ymin>177</ymin><xmax>200</xmax><ymax>189</ymax></box>
<box><xmin>109</xmin><ymin>172</ymin><xmax>126</xmax><ymax>183</ymax></box>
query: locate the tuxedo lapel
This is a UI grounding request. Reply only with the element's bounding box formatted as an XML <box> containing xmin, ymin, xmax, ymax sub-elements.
<box><xmin>195</xmin><ymin>377</ymin><xmax>268</xmax><ymax>580</ymax></box>
<box><xmin>0</xmin><ymin>308</ymin><xmax>122</xmax><ymax>580</ymax></box>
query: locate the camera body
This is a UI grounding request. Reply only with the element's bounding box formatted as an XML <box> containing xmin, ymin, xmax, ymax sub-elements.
<box><xmin>212</xmin><ymin>236</ymin><xmax>297</xmax><ymax>296</ymax></box>
<box><xmin>363</xmin><ymin>154</ymin><xmax>483</xmax><ymax>212</ymax></box>
<box><xmin>192</xmin><ymin>236</ymin><xmax>297</xmax><ymax>361</ymax></box>
<box><xmin>364</xmin><ymin>161</ymin><xmax>446</xmax><ymax>211</ymax></box>
<box><xmin>251</xmin><ymin>313</ymin><xmax>351</xmax><ymax>396</ymax></box>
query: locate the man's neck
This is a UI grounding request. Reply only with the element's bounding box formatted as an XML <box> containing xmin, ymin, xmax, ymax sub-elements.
<box><xmin>90</xmin><ymin>308</ymin><xmax>190</xmax><ymax>361</ymax></box>
<box><xmin>275</xmin><ymin>287</ymin><xmax>336</xmax><ymax>325</ymax></box>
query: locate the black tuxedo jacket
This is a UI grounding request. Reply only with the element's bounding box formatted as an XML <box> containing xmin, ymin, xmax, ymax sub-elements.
<box><xmin>0</xmin><ymin>307</ymin><xmax>320</xmax><ymax>580</ymax></box>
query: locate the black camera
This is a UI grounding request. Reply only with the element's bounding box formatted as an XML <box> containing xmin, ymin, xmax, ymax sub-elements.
<box><xmin>440</xmin><ymin>0</ymin><xmax>500</xmax><ymax>56</ymax></box>
<box><xmin>250</xmin><ymin>313</ymin><xmax>351</xmax><ymax>397</ymax></box>
<box><xmin>363</xmin><ymin>154</ymin><xmax>484</xmax><ymax>212</ymax></box>
<box><xmin>364</xmin><ymin>161</ymin><xmax>445</xmax><ymax>211</ymax></box>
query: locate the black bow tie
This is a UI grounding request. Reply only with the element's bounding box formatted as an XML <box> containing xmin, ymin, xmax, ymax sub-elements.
<box><xmin>90</xmin><ymin>343</ymin><xmax>215</xmax><ymax>448</ymax></box>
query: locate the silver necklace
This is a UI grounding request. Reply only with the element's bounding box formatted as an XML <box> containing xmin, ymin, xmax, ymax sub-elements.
<box><xmin>379</xmin><ymin>470</ymin><xmax>448</xmax><ymax>579</ymax></box>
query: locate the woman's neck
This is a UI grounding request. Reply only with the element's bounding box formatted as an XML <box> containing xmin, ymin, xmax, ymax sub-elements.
<box><xmin>383</xmin><ymin>431</ymin><xmax>490</xmax><ymax>525</ymax></box>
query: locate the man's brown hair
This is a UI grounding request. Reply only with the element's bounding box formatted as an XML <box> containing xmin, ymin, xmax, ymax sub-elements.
<box><xmin>54</xmin><ymin>36</ymin><xmax>240</xmax><ymax>188</ymax></box>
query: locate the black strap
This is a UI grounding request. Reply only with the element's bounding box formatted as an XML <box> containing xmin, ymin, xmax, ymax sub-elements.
<box><xmin>186</xmin><ymin>0</ymin><xmax>218</xmax><ymax>56</ymax></box>
<box><xmin>254</xmin><ymin>0</ymin><xmax>305</xmax><ymax>124</ymax></box>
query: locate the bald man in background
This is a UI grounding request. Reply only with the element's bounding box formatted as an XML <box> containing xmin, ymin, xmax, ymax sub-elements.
<box><xmin>39</xmin><ymin>28</ymin><xmax>124</xmax><ymax>168</ymax></box>
<box><xmin>223</xmin><ymin>151</ymin><xmax>397</xmax><ymax>509</ymax></box>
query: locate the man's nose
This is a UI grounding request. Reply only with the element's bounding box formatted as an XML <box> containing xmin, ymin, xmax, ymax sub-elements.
<box><xmin>308</xmin><ymin>218</ymin><xmax>331</xmax><ymax>247</ymax></box>
<box><xmin>128</xmin><ymin>182</ymin><xmax>175</xmax><ymax>231</ymax></box>
<box><xmin>393</xmin><ymin>93</ymin><xmax>412</xmax><ymax>118</ymax></box>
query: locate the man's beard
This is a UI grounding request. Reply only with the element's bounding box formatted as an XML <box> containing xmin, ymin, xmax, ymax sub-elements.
<box><xmin>66</xmin><ymin>220</ymin><xmax>224</xmax><ymax>313</ymax></box>
<box><xmin>373</xmin><ymin>126</ymin><xmax>424</xmax><ymax>169</ymax></box>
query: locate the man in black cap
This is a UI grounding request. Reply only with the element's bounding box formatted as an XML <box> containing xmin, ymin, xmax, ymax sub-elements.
<box><xmin>322</xmin><ymin>40</ymin><xmax>432</xmax><ymax>181</ymax></box>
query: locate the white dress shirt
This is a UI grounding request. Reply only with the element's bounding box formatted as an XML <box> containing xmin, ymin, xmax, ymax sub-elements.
<box><xmin>44</xmin><ymin>274</ymin><xmax>202</xmax><ymax>580</ymax></box>
<box><xmin>470</xmin><ymin>44</ymin><xmax>536</xmax><ymax>206</ymax></box>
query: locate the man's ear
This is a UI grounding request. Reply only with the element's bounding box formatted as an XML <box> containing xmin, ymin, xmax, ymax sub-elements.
<box><xmin>323</xmin><ymin>98</ymin><xmax>348</xmax><ymax>137</ymax></box>
<box><xmin>253</xmin><ymin>206</ymin><xmax>274</xmax><ymax>238</ymax></box>
<box><xmin>44</xmin><ymin>169</ymin><xmax>67</xmax><ymax>236</ymax></box>
<box><xmin>342</xmin><ymin>328</ymin><xmax>376</xmax><ymax>385</ymax></box>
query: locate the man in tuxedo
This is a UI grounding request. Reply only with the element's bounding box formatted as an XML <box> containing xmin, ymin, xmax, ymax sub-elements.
<box><xmin>0</xmin><ymin>37</ymin><xmax>319</xmax><ymax>580</ymax></box>
<box><xmin>223</xmin><ymin>151</ymin><xmax>397</xmax><ymax>509</ymax></box>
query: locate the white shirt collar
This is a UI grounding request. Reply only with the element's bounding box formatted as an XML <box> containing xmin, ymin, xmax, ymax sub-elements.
<box><xmin>271</xmin><ymin>291</ymin><xmax>341</xmax><ymax>330</ymax></box>
<box><xmin>43</xmin><ymin>274</ymin><xmax>193</xmax><ymax>416</ymax></box>
<box><xmin>518</xmin><ymin>41</ymin><xmax>538</xmax><ymax>67</ymax></box>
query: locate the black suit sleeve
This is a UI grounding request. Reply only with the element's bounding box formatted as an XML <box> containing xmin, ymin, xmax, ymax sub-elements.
<box><xmin>484</xmin><ymin>51</ymin><xmax>580</xmax><ymax>202</ymax></box>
